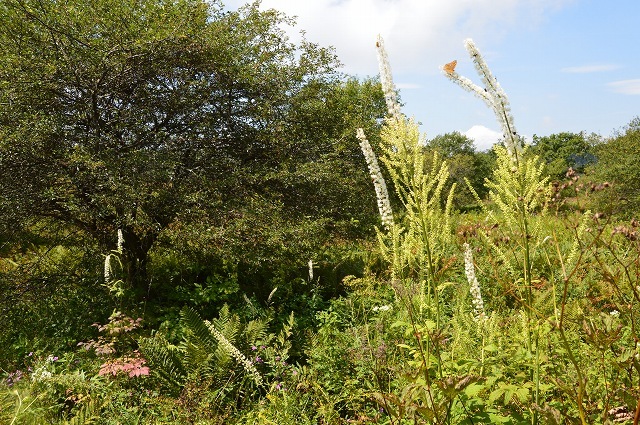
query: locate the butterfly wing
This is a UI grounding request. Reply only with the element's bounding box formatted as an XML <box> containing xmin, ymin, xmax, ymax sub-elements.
<box><xmin>443</xmin><ymin>60</ymin><xmax>457</xmax><ymax>75</ymax></box>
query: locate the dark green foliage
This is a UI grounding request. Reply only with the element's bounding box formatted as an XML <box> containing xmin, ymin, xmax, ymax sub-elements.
<box><xmin>0</xmin><ymin>0</ymin><xmax>385</xmax><ymax>299</ymax></box>
<box><xmin>0</xmin><ymin>0</ymin><xmax>385</xmax><ymax>369</ymax></box>
<box><xmin>0</xmin><ymin>239</ymin><xmax>109</xmax><ymax>371</ymax></box>
<box><xmin>531</xmin><ymin>132</ymin><xmax>597</xmax><ymax>179</ymax></box>
<box><xmin>588</xmin><ymin>117</ymin><xmax>640</xmax><ymax>216</ymax></box>
<box><xmin>137</xmin><ymin>304</ymin><xmax>296</xmax><ymax>420</ymax></box>
<box><xmin>426</xmin><ymin>132</ymin><xmax>495</xmax><ymax>208</ymax></box>
<box><xmin>140</xmin><ymin>306</ymin><xmax>267</xmax><ymax>394</ymax></box>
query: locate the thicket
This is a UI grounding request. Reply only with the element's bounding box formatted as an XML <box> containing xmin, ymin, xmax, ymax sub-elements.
<box><xmin>1</xmin><ymin>1</ymin><xmax>640</xmax><ymax>424</ymax></box>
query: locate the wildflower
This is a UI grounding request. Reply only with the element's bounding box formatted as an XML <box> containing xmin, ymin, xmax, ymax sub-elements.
<box><xmin>99</xmin><ymin>354</ymin><xmax>149</xmax><ymax>378</ymax></box>
<box><xmin>116</xmin><ymin>229</ymin><xmax>124</xmax><ymax>253</ymax></box>
<box><xmin>373</xmin><ymin>305</ymin><xmax>392</xmax><ymax>312</ymax></box>
<box><xmin>356</xmin><ymin>128</ymin><xmax>394</xmax><ymax>230</ymax></box>
<box><xmin>6</xmin><ymin>370</ymin><xmax>23</xmax><ymax>387</ymax></box>
<box><xmin>443</xmin><ymin>39</ymin><xmax>521</xmax><ymax>161</ymax></box>
<box><xmin>308</xmin><ymin>259</ymin><xmax>314</xmax><ymax>281</ymax></box>
<box><xmin>104</xmin><ymin>253</ymin><xmax>112</xmax><ymax>282</ymax></box>
<box><xmin>375</xmin><ymin>35</ymin><xmax>402</xmax><ymax>120</ymax></box>
<box><xmin>205</xmin><ymin>320</ymin><xmax>263</xmax><ymax>385</ymax></box>
<box><xmin>610</xmin><ymin>310</ymin><xmax>620</xmax><ymax>317</ymax></box>
<box><xmin>46</xmin><ymin>354</ymin><xmax>58</xmax><ymax>363</ymax></box>
<box><xmin>31</xmin><ymin>367</ymin><xmax>52</xmax><ymax>382</ymax></box>
<box><xmin>463</xmin><ymin>243</ymin><xmax>486</xmax><ymax>321</ymax></box>
<box><xmin>251</xmin><ymin>345</ymin><xmax>257</xmax><ymax>351</ymax></box>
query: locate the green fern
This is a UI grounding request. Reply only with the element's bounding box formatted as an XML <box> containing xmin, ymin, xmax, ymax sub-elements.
<box><xmin>206</xmin><ymin>305</ymin><xmax>241</xmax><ymax>366</ymax></box>
<box><xmin>140</xmin><ymin>305</ymin><xmax>264</xmax><ymax>395</ymax></box>
<box><xmin>138</xmin><ymin>334</ymin><xmax>187</xmax><ymax>394</ymax></box>
<box><xmin>64</xmin><ymin>398</ymin><xmax>101</xmax><ymax>425</ymax></box>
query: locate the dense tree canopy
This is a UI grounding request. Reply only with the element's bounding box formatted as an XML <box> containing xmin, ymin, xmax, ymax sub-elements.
<box><xmin>0</xmin><ymin>0</ymin><xmax>386</xmax><ymax>297</ymax></box>
<box><xmin>426</xmin><ymin>132</ymin><xmax>494</xmax><ymax>208</ymax></box>
<box><xmin>589</xmin><ymin>117</ymin><xmax>640</xmax><ymax>215</ymax></box>
<box><xmin>531</xmin><ymin>132</ymin><xmax>597</xmax><ymax>179</ymax></box>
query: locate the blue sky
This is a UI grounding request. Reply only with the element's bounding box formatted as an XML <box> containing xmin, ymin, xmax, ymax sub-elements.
<box><xmin>224</xmin><ymin>0</ymin><xmax>639</xmax><ymax>150</ymax></box>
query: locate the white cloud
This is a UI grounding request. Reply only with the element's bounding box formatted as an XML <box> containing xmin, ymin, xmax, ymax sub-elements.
<box><xmin>607</xmin><ymin>79</ymin><xmax>640</xmax><ymax>95</ymax></box>
<box><xmin>225</xmin><ymin>0</ymin><xmax>575</xmax><ymax>75</ymax></box>
<box><xmin>561</xmin><ymin>64</ymin><xmax>620</xmax><ymax>73</ymax></box>
<box><xmin>464</xmin><ymin>125</ymin><xmax>502</xmax><ymax>151</ymax></box>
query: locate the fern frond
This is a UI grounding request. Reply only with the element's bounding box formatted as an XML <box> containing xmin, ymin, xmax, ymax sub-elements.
<box><xmin>138</xmin><ymin>334</ymin><xmax>188</xmax><ymax>393</ymax></box>
<box><xmin>243</xmin><ymin>318</ymin><xmax>270</xmax><ymax>347</ymax></box>
<box><xmin>181</xmin><ymin>307</ymin><xmax>219</xmax><ymax>349</ymax></box>
<box><xmin>204</xmin><ymin>320</ymin><xmax>263</xmax><ymax>386</ymax></box>
<box><xmin>65</xmin><ymin>398</ymin><xmax>101</xmax><ymax>425</ymax></box>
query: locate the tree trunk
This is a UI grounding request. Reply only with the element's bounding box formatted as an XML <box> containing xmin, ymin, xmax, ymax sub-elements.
<box><xmin>121</xmin><ymin>228</ymin><xmax>157</xmax><ymax>301</ymax></box>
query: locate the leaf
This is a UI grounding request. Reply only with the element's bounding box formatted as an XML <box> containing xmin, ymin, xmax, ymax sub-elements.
<box><xmin>487</xmin><ymin>412</ymin><xmax>513</xmax><ymax>424</ymax></box>
<box><xmin>503</xmin><ymin>388</ymin><xmax>514</xmax><ymax>404</ymax></box>
<box><xmin>422</xmin><ymin>320</ymin><xmax>437</xmax><ymax>331</ymax></box>
<box><xmin>391</xmin><ymin>320</ymin><xmax>410</xmax><ymax>329</ymax></box>
<box><xmin>464</xmin><ymin>382</ymin><xmax>485</xmax><ymax>398</ymax></box>
<box><xmin>515</xmin><ymin>387</ymin><xmax>530</xmax><ymax>403</ymax></box>
<box><xmin>488</xmin><ymin>388</ymin><xmax>504</xmax><ymax>404</ymax></box>
<box><xmin>483</xmin><ymin>344</ymin><xmax>498</xmax><ymax>352</ymax></box>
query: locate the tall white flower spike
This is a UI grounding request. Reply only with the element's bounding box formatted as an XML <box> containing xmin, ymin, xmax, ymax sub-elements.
<box><xmin>356</xmin><ymin>128</ymin><xmax>394</xmax><ymax>230</ymax></box>
<box><xmin>376</xmin><ymin>35</ymin><xmax>402</xmax><ymax>121</ymax></box>
<box><xmin>442</xmin><ymin>39</ymin><xmax>522</xmax><ymax>162</ymax></box>
<box><xmin>463</xmin><ymin>243</ymin><xmax>486</xmax><ymax>322</ymax></box>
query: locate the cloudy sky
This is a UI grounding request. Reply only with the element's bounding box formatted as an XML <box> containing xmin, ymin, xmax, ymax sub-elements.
<box><xmin>223</xmin><ymin>0</ymin><xmax>639</xmax><ymax>150</ymax></box>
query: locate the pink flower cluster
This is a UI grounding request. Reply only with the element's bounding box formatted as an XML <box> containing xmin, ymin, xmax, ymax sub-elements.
<box><xmin>99</xmin><ymin>351</ymin><xmax>150</xmax><ymax>378</ymax></box>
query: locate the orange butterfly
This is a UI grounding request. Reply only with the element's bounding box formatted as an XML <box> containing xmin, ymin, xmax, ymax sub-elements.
<box><xmin>443</xmin><ymin>60</ymin><xmax>457</xmax><ymax>75</ymax></box>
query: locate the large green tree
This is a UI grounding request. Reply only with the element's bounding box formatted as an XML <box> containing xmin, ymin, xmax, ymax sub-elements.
<box><xmin>426</xmin><ymin>131</ymin><xmax>494</xmax><ymax>208</ymax></box>
<box><xmin>531</xmin><ymin>132</ymin><xmax>597</xmax><ymax>179</ymax></box>
<box><xmin>0</xmin><ymin>0</ymin><xmax>385</xmax><ymax>297</ymax></box>
<box><xmin>589</xmin><ymin>117</ymin><xmax>640</xmax><ymax>215</ymax></box>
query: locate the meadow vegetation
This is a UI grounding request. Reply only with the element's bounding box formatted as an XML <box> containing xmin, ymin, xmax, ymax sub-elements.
<box><xmin>1</xmin><ymin>1</ymin><xmax>640</xmax><ymax>424</ymax></box>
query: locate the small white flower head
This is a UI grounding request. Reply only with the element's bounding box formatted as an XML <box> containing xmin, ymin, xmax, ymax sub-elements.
<box><xmin>31</xmin><ymin>367</ymin><xmax>52</xmax><ymax>382</ymax></box>
<box><xmin>610</xmin><ymin>310</ymin><xmax>620</xmax><ymax>317</ymax></box>
<box><xmin>373</xmin><ymin>305</ymin><xmax>392</xmax><ymax>312</ymax></box>
<box><xmin>463</xmin><ymin>243</ymin><xmax>486</xmax><ymax>321</ymax></box>
<box><xmin>357</xmin><ymin>128</ymin><xmax>394</xmax><ymax>230</ymax></box>
<box><xmin>117</xmin><ymin>229</ymin><xmax>124</xmax><ymax>254</ymax></box>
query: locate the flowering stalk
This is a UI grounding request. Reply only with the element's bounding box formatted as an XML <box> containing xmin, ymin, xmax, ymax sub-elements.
<box><xmin>463</xmin><ymin>243</ymin><xmax>486</xmax><ymax>321</ymax></box>
<box><xmin>442</xmin><ymin>39</ymin><xmax>521</xmax><ymax>161</ymax></box>
<box><xmin>376</xmin><ymin>35</ymin><xmax>402</xmax><ymax>121</ymax></box>
<box><xmin>357</xmin><ymin>128</ymin><xmax>394</xmax><ymax>230</ymax></box>
<box><xmin>104</xmin><ymin>253</ymin><xmax>112</xmax><ymax>283</ymax></box>
<box><xmin>117</xmin><ymin>229</ymin><xmax>124</xmax><ymax>254</ymax></box>
<box><xmin>205</xmin><ymin>320</ymin><xmax>263</xmax><ymax>385</ymax></box>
